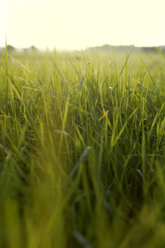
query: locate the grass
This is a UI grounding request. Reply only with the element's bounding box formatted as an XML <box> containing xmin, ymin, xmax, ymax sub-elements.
<box><xmin>0</xmin><ymin>47</ymin><xmax>165</xmax><ymax>248</ymax></box>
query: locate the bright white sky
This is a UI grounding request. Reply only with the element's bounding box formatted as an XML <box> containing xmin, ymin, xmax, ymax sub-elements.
<box><xmin>0</xmin><ymin>0</ymin><xmax>165</xmax><ymax>50</ymax></box>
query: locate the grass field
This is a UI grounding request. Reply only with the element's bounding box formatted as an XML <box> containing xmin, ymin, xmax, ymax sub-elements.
<box><xmin>0</xmin><ymin>48</ymin><xmax>165</xmax><ymax>248</ymax></box>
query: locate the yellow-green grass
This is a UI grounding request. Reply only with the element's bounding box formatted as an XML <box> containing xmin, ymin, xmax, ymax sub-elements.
<box><xmin>0</xmin><ymin>48</ymin><xmax>165</xmax><ymax>248</ymax></box>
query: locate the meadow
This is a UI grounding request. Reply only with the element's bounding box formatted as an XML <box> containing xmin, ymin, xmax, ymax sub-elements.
<box><xmin>0</xmin><ymin>47</ymin><xmax>165</xmax><ymax>248</ymax></box>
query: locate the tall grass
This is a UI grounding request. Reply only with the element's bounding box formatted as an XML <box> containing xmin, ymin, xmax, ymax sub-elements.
<box><xmin>0</xmin><ymin>48</ymin><xmax>165</xmax><ymax>247</ymax></box>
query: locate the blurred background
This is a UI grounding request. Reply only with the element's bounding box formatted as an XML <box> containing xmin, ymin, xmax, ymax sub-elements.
<box><xmin>1</xmin><ymin>0</ymin><xmax>165</xmax><ymax>50</ymax></box>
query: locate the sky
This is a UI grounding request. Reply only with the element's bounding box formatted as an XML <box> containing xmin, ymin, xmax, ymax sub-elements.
<box><xmin>0</xmin><ymin>0</ymin><xmax>165</xmax><ymax>50</ymax></box>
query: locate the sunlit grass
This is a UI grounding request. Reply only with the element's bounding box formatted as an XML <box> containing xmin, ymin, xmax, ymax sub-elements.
<box><xmin>0</xmin><ymin>48</ymin><xmax>165</xmax><ymax>247</ymax></box>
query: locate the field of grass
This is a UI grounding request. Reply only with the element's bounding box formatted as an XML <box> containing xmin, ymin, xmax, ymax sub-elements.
<box><xmin>0</xmin><ymin>48</ymin><xmax>165</xmax><ymax>248</ymax></box>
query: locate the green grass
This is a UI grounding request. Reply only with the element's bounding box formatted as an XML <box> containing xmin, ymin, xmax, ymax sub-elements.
<box><xmin>0</xmin><ymin>48</ymin><xmax>165</xmax><ymax>248</ymax></box>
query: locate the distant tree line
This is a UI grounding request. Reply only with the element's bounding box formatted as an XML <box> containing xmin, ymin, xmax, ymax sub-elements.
<box><xmin>88</xmin><ymin>44</ymin><xmax>165</xmax><ymax>53</ymax></box>
<box><xmin>0</xmin><ymin>45</ymin><xmax>38</xmax><ymax>52</ymax></box>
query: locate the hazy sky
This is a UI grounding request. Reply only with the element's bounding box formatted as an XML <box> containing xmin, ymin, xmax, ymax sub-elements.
<box><xmin>1</xmin><ymin>0</ymin><xmax>165</xmax><ymax>50</ymax></box>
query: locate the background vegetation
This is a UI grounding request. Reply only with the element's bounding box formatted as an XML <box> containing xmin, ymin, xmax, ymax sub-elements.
<box><xmin>0</xmin><ymin>47</ymin><xmax>165</xmax><ymax>247</ymax></box>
